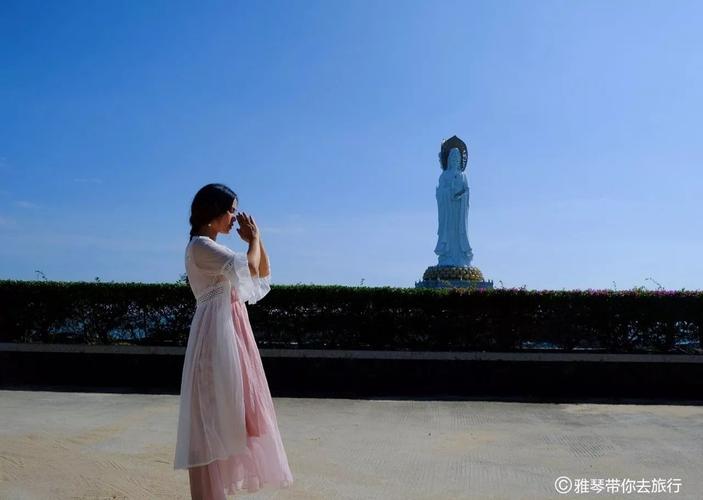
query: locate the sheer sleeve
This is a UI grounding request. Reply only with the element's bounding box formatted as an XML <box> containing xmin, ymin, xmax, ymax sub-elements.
<box><xmin>190</xmin><ymin>238</ymin><xmax>271</xmax><ymax>305</ymax></box>
<box><xmin>223</xmin><ymin>251</ymin><xmax>271</xmax><ymax>305</ymax></box>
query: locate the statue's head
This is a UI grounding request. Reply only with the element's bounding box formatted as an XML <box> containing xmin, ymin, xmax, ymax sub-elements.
<box><xmin>439</xmin><ymin>135</ymin><xmax>468</xmax><ymax>171</ymax></box>
<box><xmin>447</xmin><ymin>148</ymin><xmax>462</xmax><ymax>171</ymax></box>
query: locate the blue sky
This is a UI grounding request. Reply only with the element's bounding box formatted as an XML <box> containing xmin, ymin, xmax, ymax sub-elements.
<box><xmin>1</xmin><ymin>0</ymin><xmax>701</xmax><ymax>290</ymax></box>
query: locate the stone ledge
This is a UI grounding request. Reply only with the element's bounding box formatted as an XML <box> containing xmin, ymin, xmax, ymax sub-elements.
<box><xmin>0</xmin><ymin>342</ymin><xmax>700</xmax><ymax>363</ymax></box>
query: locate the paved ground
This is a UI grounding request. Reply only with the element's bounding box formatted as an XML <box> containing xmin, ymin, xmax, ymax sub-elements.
<box><xmin>0</xmin><ymin>390</ymin><xmax>701</xmax><ymax>499</ymax></box>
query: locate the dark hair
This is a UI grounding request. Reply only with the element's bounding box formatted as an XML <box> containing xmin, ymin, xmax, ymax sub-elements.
<box><xmin>189</xmin><ymin>183</ymin><xmax>238</xmax><ymax>239</ymax></box>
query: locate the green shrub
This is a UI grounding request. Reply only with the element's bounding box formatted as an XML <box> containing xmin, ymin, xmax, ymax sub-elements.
<box><xmin>0</xmin><ymin>280</ymin><xmax>701</xmax><ymax>353</ymax></box>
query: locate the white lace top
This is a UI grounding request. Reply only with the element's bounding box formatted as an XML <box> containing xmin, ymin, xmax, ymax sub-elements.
<box><xmin>185</xmin><ymin>235</ymin><xmax>271</xmax><ymax>305</ymax></box>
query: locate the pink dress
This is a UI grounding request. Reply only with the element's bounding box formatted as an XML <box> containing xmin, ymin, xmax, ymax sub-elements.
<box><xmin>174</xmin><ymin>236</ymin><xmax>293</xmax><ymax>495</ymax></box>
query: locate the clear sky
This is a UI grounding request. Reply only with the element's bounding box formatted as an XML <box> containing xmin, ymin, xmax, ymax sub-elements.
<box><xmin>1</xmin><ymin>0</ymin><xmax>701</xmax><ymax>290</ymax></box>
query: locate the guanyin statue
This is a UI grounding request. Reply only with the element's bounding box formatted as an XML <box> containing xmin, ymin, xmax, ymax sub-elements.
<box><xmin>434</xmin><ymin>142</ymin><xmax>473</xmax><ymax>267</ymax></box>
<box><xmin>417</xmin><ymin>135</ymin><xmax>492</xmax><ymax>289</ymax></box>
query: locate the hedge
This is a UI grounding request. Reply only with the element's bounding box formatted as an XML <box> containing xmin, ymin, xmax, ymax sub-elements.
<box><xmin>0</xmin><ymin>280</ymin><xmax>701</xmax><ymax>353</ymax></box>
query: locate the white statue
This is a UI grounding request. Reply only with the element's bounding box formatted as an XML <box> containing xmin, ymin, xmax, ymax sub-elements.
<box><xmin>434</xmin><ymin>141</ymin><xmax>473</xmax><ymax>267</ymax></box>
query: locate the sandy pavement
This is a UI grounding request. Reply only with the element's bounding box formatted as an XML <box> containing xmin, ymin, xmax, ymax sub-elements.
<box><xmin>1</xmin><ymin>390</ymin><xmax>702</xmax><ymax>499</ymax></box>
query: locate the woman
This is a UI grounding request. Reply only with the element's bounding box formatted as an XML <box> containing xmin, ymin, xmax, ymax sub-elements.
<box><xmin>174</xmin><ymin>183</ymin><xmax>293</xmax><ymax>499</ymax></box>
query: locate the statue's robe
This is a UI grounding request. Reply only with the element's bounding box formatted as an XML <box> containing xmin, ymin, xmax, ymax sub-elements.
<box><xmin>434</xmin><ymin>168</ymin><xmax>473</xmax><ymax>267</ymax></box>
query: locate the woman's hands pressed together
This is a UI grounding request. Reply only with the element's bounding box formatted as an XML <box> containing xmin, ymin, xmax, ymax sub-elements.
<box><xmin>236</xmin><ymin>212</ymin><xmax>267</xmax><ymax>278</ymax></box>
<box><xmin>236</xmin><ymin>212</ymin><xmax>260</xmax><ymax>243</ymax></box>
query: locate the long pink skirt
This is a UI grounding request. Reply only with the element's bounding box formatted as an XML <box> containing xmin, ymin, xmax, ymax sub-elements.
<box><xmin>192</xmin><ymin>288</ymin><xmax>293</xmax><ymax>498</ymax></box>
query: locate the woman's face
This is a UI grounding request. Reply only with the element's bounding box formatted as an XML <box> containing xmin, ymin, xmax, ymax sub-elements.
<box><xmin>213</xmin><ymin>199</ymin><xmax>239</xmax><ymax>235</ymax></box>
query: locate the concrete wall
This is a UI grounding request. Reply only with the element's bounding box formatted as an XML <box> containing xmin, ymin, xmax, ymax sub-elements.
<box><xmin>1</xmin><ymin>343</ymin><xmax>701</xmax><ymax>401</ymax></box>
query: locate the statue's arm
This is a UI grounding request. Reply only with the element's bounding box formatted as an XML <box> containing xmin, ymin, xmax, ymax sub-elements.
<box><xmin>453</xmin><ymin>174</ymin><xmax>469</xmax><ymax>198</ymax></box>
<box><xmin>453</xmin><ymin>179</ymin><xmax>466</xmax><ymax>198</ymax></box>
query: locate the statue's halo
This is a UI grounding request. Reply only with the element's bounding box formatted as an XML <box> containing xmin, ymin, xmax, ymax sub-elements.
<box><xmin>439</xmin><ymin>135</ymin><xmax>468</xmax><ymax>171</ymax></box>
